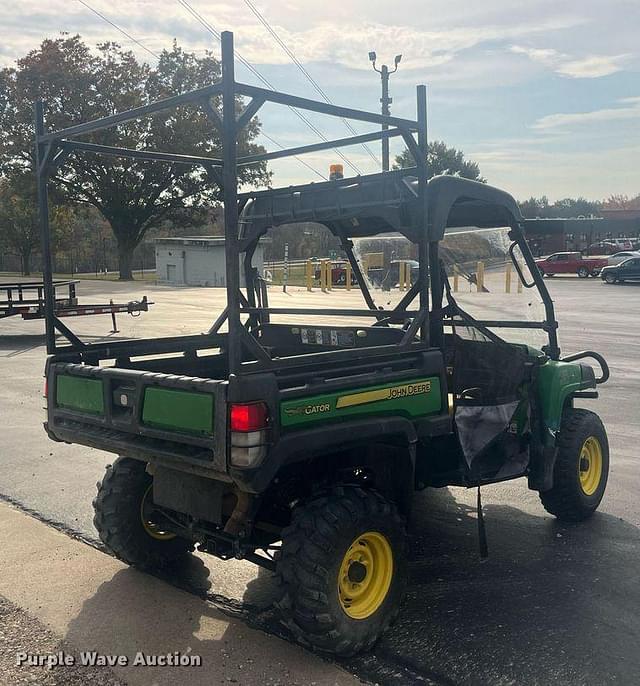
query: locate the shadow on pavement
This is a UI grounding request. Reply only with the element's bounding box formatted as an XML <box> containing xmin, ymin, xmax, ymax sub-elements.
<box><xmin>64</xmin><ymin>486</ymin><xmax>640</xmax><ymax>686</ymax></box>
<box><xmin>0</xmin><ymin>334</ymin><xmax>47</xmax><ymax>356</ymax></box>
<box><xmin>0</xmin><ymin>332</ymin><xmax>132</xmax><ymax>356</ymax></box>
<box><xmin>236</xmin><ymin>486</ymin><xmax>640</xmax><ymax>686</ymax></box>
<box><xmin>344</xmin><ymin>487</ymin><xmax>640</xmax><ymax>686</ymax></box>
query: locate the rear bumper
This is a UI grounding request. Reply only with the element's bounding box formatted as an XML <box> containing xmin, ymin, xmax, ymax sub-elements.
<box><xmin>46</xmin><ymin>361</ymin><xmax>230</xmax><ymax>481</ymax></box>
<box><xmin>47</xmin><ymin>418</ymin><xmax>232</xmax><ymax>482</ymax></box>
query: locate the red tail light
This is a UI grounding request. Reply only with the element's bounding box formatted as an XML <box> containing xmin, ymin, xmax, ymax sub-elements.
<box><xmin>230</xmin><ymin>402</ymin><xmax>269</xmax><ymax>432</ymax></box>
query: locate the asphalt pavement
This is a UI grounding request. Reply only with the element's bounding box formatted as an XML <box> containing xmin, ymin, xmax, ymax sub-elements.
<box><xmin>0</xmin><ymin>275</ymin><xmax>638</xmax><ymax>685</ymax></box>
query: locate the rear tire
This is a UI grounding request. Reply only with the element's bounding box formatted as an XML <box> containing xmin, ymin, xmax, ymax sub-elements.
<box><xmin>277</xmin><ymin>486</ymin><xmax>407</xmax><ymax>656</ymax></box>
<box><xmin>539</xmin><ymin>409</ymin><xmax>609</xmax><ymax>522</ymax></box>
<box><xmin>93</xmin><ymin>457</ymin><xmax>193</xmax><ymax>569</ymax></box>
<box><xmin>577</xmin><ymin>266</ymin><xmax>589</xmax><ymax>278</ymax></box>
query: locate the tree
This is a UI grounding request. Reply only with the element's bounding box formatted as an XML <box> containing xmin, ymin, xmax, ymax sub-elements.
<box><xmin>603</xmin><ymin>194</ymin><xmax>640</xmax><ymax>210</ymax></box>
<box><xmin>519</xmin><ymin>196</ymin><xmax>550</xmax><ymax>219</ymax></box>
<box><xmin>0</xmin><ymin>36</ymin><xmax>270</xmax><ymax>279</ymax></box>
<box><xmin>0</xmin><ymin>174</ymin><xmax>75</xmax><ymax>275</ymax></box>
<box><xmin>394</xmin><ymin>140</ymin><xmax>485</xmax><ymax>182</ymax></box>
<box><xmin>551</xmin><ymin>197</ymin><xmax>601</xmax><ymax>218</ymax></box>
<box><xmin>519</xmin><ymin>196</ymin><xmax>602</xmax><ymax>219</ymax></box>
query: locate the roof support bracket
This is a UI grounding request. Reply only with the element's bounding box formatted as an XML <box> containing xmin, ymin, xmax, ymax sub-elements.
<box><xmin>236</xmin><ymin>97</ymin><xmax>265</xmax><ymax>131</ymax></box>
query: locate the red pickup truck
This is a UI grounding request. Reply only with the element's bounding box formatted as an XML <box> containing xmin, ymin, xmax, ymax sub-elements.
<box><xmin>535</xmin><ymin>252</ymin><xmax>608</xmax><ymax>278</ymax></box>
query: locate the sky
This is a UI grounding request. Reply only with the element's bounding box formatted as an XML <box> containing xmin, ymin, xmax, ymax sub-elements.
<box><xmin>1</xmin><ymin>0</ymin><xmax>639</xmax><ymax>200</ymax></box>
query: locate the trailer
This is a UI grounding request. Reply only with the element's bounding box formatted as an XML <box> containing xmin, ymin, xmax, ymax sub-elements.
<box><xmin>1</xmin><ymin>279</ymin><xmax>151</xmax><ymax>333</ymax></box>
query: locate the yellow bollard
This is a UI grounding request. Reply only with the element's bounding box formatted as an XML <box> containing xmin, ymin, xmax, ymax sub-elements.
<box><xmin>453</xmin><ymin>265</ymin><xmax>459</xmax><ymax>292</ymax></box>
<box><xmin>326</xmin><ymin>261</ymin><xmax>332</xmax><ymax>291</ymax></box>
<box><xmin>476</xmin><ymin>261</ymin><xmax>485</xmax><ymax>292</ymax></box>
<box><xmin>320</xmin><ymin>260</ymin><xmax>327</xmax><ymax>293</ymax></box>
<box><xmin>505</xmin><ymin>263</ymin><xmax>512</xmax><ymax>294</ymax></box>
<box><xmin>345</xmin><ymin>262</ymin><xmax>352</xmax><ymax>291</ymax></box>
<box><xmin>306</xmin><ymin>259</ymin><xmax>313</xmax><ymax>292</ymax></box>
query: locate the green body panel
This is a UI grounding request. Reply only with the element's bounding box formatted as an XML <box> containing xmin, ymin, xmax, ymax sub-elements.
<box><xmin>56</xmin><ymin>375</ymin><xmax>104</xmax><ymax>415</ymax></box>
<box><xmin>281</xmin><ymin>377</ymin><xmax>441</xmax><ymax>430</ymax></box>
<box><xmin>142</xmin><ymin>387</ymin><xmax>214</xmax><ymax>435</ymax></box>
<box><xmin>537</xmin><ymin>360</ymin><xmax>590</xmax><ymax>433</ymax></box>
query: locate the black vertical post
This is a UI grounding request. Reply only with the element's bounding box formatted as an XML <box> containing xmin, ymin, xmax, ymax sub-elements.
<box><xmin>221</xmin><ymin>31</ymin><xmax>242</xmax><ymax>375</ymax></box>
<box><xmin>416</xmin><ymin>85</ymin><xmax>430</xmax><ymax>345</ymax></box>
<box><xmin>380</xmin><ymin>65</ymin><xmax>390</xmax><ymax>171</ymax></box>
<box><xmin>34</xmin><ymin>100</ymin><xmax>56</xmax><ymax>353</ymax></box>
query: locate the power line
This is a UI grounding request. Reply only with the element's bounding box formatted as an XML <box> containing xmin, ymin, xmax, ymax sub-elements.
<box><xmin>74</xmin><ymin>0</ymin><xmax>326</xmax><ymax>180</ymax></box>
<box><xmin>260</xmin><ymin>133</ymin><xmax>328</xmax><ymax>181</ymax></box>
<box><xmin>176</xmin><ymin>0</ymin><xmax>362</xmax><ymax>175</ymax></box>
<box><xmin>242</xmin><ymin>0</ymin><xmax>381</xmax><ymax>168</ymax></box>
<box><xmin>75</xmin><ymin>0</ymin><xmax>160</xmax><ymax>60</ymax></box>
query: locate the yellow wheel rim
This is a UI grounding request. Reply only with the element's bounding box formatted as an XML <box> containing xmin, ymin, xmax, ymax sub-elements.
<box><xmin>140</xmin><ymin>484</ymin><xmax>176</xmax><ymax>541</ymax></box>
<box><xmin>338</xmin><ymin>531</ymin><xmax>393</xmax><ymax>620</ymax></box>
<box><xmin>579</xmin><ymin>436</ymin><xmax>603</xmax><ymax>496</ymax></box>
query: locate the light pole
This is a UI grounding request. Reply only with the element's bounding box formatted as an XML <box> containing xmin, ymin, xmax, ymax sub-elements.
<box><xmin>369</xmin><ymin>51</ymin><xmax>402</xmax><ymax>171</ymax></box>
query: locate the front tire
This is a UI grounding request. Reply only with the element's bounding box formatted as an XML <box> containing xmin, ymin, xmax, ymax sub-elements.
<box><xmin>93</xmin><ymin>457</ymin><xmax>193</xmax><ymax>569</ymax></box>
<box><xmin>277</xmin><ymin>486</ymin><xmax>407</xmax><ymax>656</ymax></box>
<box><xmin>539</xmin><ymin>409</ymin><xmax>609</xmax><ymax>522</ymax></box>
<box><xmin>604</xmin><ymin>273</ymin><xmax>617</xmax><ymax>284</ymax></box>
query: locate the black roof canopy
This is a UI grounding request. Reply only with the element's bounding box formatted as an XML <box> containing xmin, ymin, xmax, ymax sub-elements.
<box><xmin>239</xmin><ymin>170</ymin><xmax>524</xmax><ymax>246</ymax></box>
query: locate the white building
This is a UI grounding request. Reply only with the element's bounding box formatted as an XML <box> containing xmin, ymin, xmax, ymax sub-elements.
<box><xmin>155</xmin><ymin>236</ymin><xmax>266</xmax><ymax>287</ymax></box>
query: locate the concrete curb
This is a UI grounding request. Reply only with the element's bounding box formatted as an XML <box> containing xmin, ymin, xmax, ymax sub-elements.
<box><xmin>0</xmin><ymin>501</ymin><xmax>359</xmax><ymax>686</ymax></box>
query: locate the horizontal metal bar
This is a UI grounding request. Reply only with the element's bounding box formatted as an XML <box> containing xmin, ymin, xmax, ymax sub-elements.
<box><xmin>52</xmin><ymin>333</ymin><xmax>226</xmax><ymax>359</ymax></box>
<box><xmin>241</xmin><ymin>341</ymin><xmax>427</xmax><ymax>372</ymax></box>
<box><xmin>235</xmin><ymin>82</ymin><xmax>419</xmax><ymax>130</ymax></box>
<box><xmin>0</xmin><ymin>280</ymin><xmax>78</xmax><ymax>290</ymax></box>
<box><xmin>445</xmin><ymin>319</ymin><xmax>552</xmax><ymax>330</ymax></box>
<box><xmin>238</xmin><ymin>167</ymin><xmax>412</xmax><ymax>200</ymax></box>
<box><xmin>62</xmin><ymin>141</ymin><xmax>223</xmax><ymax>167</ymax></box>
<box><xmin>38</xmin><ymin>83</ymin><xmax>224</xmax><ymax>143</ymax></box>
<box><xmin>242</xmin><ymin>307</ymin><xmax>420</xmax><ymax>317</ymax></box>
<box><xmin>238</xmin><ymin>128</ymin><xmax>403</xmax><ymax>165</ymax></box>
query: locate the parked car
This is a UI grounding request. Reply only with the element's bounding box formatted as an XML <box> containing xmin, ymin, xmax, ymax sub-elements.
<box><xmin>313</xmin><ymin>261</ymin><xmax>359</xmax><ymax>286</ymax></box>
<box><xmin>600</xmin><ymin>256</ymin><xmax>640</xmax><ymax>284</ymax></box>
<box><xmin>535</xmin><ymin>252</ymin><xmax>608</xmax><ymax>278</ymax></box>
<box><xmin>607</xmin><ymin>250</ymin><xmax>640</xmax><ymax>265</ymax></box>
<box><xmin>585</xmin><ymin>239</ymin><xmax>635</xmax><ymax>255</ymax></box>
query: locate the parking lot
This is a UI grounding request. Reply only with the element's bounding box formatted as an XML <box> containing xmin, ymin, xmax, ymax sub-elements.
<box><xmin>1</xmin><ymin>274</ymin><xmax>639</xmax><ymax>685</ymax></box>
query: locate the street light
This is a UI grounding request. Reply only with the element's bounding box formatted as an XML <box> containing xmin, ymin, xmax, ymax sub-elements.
<box><xmin>369</xmin><ymin>50</ymin><xmax>402</xmax><ymax>171</ymax></box>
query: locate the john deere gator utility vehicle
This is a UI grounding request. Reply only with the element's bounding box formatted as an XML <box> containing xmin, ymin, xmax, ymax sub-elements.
<box><xmin>36</xmin><ymin>32</ymin><xmax>610</xmax><ymax>656</ymax></box>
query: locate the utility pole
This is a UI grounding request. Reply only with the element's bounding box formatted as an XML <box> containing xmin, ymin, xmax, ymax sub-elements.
<box><xmin>369</xmin><ymin>51</ymin><xmax>402</xmax><ymax>171</ymax></box>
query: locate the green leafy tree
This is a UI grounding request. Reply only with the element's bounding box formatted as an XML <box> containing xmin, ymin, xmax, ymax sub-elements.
<box><xmin>519</xmin><ymin>196</ymin><xmax>602</xmax><ymax>219</ymax></box>
<box><xmin>394</xmin><ymin>140</ymin><xmax>485</xmax><ymax>182</ymax></box>
<box><xmin>0</xmin><ymin>35</ymin><xmax>270</xmax><ymax>279</ymax></box>
<box><xmin>519</xmin><ymin>196</ymin><xmax>550</xmax><ymax>219</ymax></box>
<box><xmin>0</xmin><ymin>175</ymin><xmax>75</xmax><ymax>275</ymax></box>
<box><xmin>551</xmin><ymin>197</ymin><xmax>601</xmax><ymax>218</ymax></box>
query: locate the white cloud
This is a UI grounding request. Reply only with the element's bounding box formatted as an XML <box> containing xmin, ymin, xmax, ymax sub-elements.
<box><xmin>532</xmin><ymin>97</ymin><xmax>640</xmax><ymax>130</ymax></box>
<box><xmin>468</xmin><ymin>140</ymin><xmax>640</xmax><ymax>200</ymax></box>
<box><xmin>510</xmin><ymin>44</ymin><xmax>629</xmax><ymax>78</ymax></box>
<box><xmin>0</xmin><ymin>1</ymin><xmax>587</xmax><ymax>71</ymax></box>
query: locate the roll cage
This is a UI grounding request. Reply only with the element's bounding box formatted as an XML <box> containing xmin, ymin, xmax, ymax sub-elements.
<box><xmin>34</xmin><ymin>30</ymin><xmax>560</xmax><ymax>371</ymax></box>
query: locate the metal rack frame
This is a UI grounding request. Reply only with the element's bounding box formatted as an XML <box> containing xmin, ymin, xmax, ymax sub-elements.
<box><xmin>34</xmin><ymin>30</ymin><xmax>431</xmax><ymax>373</ymax></box>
